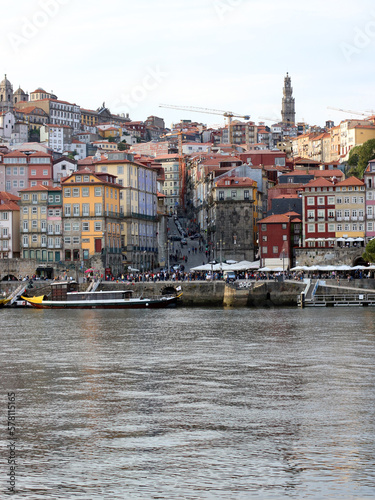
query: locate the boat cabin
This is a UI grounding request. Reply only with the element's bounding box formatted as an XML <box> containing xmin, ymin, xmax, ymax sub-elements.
<box><xmin>51</xmin><ymin>281</ymin><xmax>79</xmax><ymax>301</ymax></box>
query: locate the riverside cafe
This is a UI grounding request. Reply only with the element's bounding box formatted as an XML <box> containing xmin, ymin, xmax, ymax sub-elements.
<box><xmin>190</xmin><ymin>260</ymin><xmax>260</xmax><ymax>278</ymax></box>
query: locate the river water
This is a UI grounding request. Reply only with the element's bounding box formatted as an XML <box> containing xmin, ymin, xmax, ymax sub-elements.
<box><xmin>1</xmin><ymin>307</ymin><xmax>375</xmax><ymax>499</ymax></box>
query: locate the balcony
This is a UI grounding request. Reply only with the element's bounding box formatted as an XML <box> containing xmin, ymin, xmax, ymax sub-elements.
<box><xmin>367</xmin><ymin>213</ymin><xmax>374</xmax><ymax>219</ymax></box>
<box><xmin>344</xmin><ymin>217</ymin><xmax>350</xmax><ymax>221</ymax></box>
<box><xmin>359</xmin><ymin>216</ymin><xmax>364</xmax><ymax>221</ymax></box>
<box><xmin>351</xmin><ymin>216</ymin><xmax>358</xmax><ymax>221</ymax></box>
<box><xmin>41</xmin><ymin>243</ymin><xmax>46</xmax><ymax>247</ymax></box>
<box><xmin>336</xmin><ymin>217</ymin><xmax>342</xmax><ymax>221</ymax></box>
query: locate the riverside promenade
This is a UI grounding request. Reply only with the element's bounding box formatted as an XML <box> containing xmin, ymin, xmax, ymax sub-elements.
<box><xmin>3</xmin><ymin>278</ymin><xmax>375</xmax><ymax>308</ymax></box>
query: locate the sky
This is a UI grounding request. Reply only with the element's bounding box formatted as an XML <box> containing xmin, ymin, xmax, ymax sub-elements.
<box><xmin>2</xmin><ymin>0</ymin><xmax>375</xmax><ymax>130</ymax></box>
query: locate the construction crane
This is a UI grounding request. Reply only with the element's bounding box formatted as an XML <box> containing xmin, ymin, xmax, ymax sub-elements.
<box><xmin>327</xmin><ymin>106</ymin><xmax>375</xmax><ymax>117</ymax></box>
<box><xmin>159</xmin><ymin>104</ymin><xmax>250</xmax><ymax>145</ymax></box>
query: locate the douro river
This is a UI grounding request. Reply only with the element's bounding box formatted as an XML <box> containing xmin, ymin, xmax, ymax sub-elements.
<box><xmin>1</xmin><ymin>307</ymin><xmax>375</xmax><ymax>499</ymax></box>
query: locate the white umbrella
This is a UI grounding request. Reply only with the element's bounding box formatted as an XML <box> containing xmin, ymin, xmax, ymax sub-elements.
<box><xmin>226</xmin><ymin>259</ymin><xmax>237</xmax><ymax>264</ymax></box>
<box><xmin>259</xmin><ymin>267</ymin><xmax>271</xmax><ymax>272</ymax></box>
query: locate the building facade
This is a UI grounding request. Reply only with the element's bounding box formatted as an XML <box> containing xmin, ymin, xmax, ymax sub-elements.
<box><xmin>61</xmin><ymin>170</ymin><xmax>123</xmax><ymax>276</ymax></box>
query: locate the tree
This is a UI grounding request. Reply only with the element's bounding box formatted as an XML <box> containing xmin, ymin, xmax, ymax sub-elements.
<box><xmin>363</xmin><ymin>238</ymin><xmax>375</xmax><ymax>264</ymax></box>
<box><xmin>347</xmin><ymin>139</ymin><xmax>375</xmax><ymax>178</ymax></box>
<box><xmin>117</xmin><ymin>141</ymin><xmax>129</xmax><ymax>151</ymax></box>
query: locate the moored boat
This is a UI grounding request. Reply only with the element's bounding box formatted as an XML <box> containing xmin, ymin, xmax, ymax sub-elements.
<box><xmin>21</xmin><ymin>281</ymin><xmax>182</xmax><ymax>310</ymax></box>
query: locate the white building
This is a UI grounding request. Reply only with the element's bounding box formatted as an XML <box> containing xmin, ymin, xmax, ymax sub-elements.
<box><xmin>52</xmin><ymin>157</ymin><xmax>77</xmax><ymax>184</ymax></box>
<box><xmin>48</xmin><ymin>99</ymin><xmax>81</xmax><ymax>134</ymax></box>
<box><xmin>40</xmin><ymin>124</ymin><xmax>73</xmax><ymax>153</ymax></box>
<box><xmin>0</xmin><ymin>111</ymin><xmax>15</xmax><ymax>139</ymax></box>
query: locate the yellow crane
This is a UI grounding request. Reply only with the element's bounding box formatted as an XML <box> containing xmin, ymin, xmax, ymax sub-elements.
<box><xmin>159</xmin><ymin>104</ymin><xmax>250</xmax><ymax>145</ymax></box>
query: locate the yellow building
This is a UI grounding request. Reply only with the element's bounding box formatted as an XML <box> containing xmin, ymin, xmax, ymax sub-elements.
<box><xmin>93</xmin><ymin>151</ymin><xmax>159</xmax><ymax>271</ymax></box>
<box><xmin>334</xmin><ymin>176</ymin><xmax>365</xmax><ymax>242</ymax></box>
<box><xmin>61</xmin><ymin>169</ymin><xmax>123</xmax><ymax>275</ymax></box>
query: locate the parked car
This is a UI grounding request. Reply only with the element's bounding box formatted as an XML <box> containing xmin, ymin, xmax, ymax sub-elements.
<box><xmin>170</xmin><ymin>234</ymin><xmax>181</xmax><ymax>241</ymax></box>
<box><xmin>181</xmin><ymin>238</ymin><xmax>187</xmax><ymax>245</ymax></box>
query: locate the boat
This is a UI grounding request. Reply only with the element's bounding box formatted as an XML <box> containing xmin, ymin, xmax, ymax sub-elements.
<box><xmin>0</xmin><ymin>297</ymin><xmax>11</xmax><ymax>307</ymax></box>
<box><xmin>21</xmin><ymin>281</ymin><xmax>182</xmax><ymax>310</ymax></box>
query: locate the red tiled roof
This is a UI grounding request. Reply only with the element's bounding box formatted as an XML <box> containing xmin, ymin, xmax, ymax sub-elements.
<box><xmin>215</xmin><ymin>176</ymin><xmax>256</xmax><ymax>187</ymax></box>
<box><xmin>259</xmin><ymin>213</ymin><xmax>299</xmax><ymax>224</ymax></box>
<box><xmin>304</xmin><ymin>178</ymin><xmax>334</xmax><ymax>188</ymax></box>
<box><xmin>335</xmin><ymin>176</ymin><xmax>364</xmax><ymax>186</ymax></box>
<box><xmin>0</xmin><ymin>201</ymin><xmax>20</xmax><ymax>211</ymax></box>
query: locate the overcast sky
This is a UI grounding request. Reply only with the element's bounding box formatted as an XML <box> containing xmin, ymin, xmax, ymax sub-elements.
<box><xmin>2</xmin><ymin>0</ymin><xmax>375</xmax><ymax>129</ymax></box>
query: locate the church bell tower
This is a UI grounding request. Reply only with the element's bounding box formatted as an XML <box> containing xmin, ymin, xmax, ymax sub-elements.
<box><xmin>281</xmin><ymin>73</ymin><xmax>295</xmax><ymax>125</ymax></box>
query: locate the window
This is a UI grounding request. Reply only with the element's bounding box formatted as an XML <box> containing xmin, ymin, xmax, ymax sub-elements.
<box><xmin>308</xmin><ymin>224</ymin><xmax>315</xmax><ymax>233</ymax></box>
<box><xmin>352</xmin><ymin>196</ymin><xmax>357</xmax><ymax>204</ymax></box>
<box><xmin>262</xmin><ymin>235</ymin><xmax>267</xmax><ymax>241</ymax></box>
<box><xmin>367</xmin><ymin>222</ymin><xmax>373</xmax><ymax>231</ymax></box>
<box><xmin>337</xmin><ymin>224</ymin><xmax>342</xmax><ymax>231</ymax></box>
<box><xmin>318</xmin><ymin>223</ymin><xmax>325</xmax><ymax>232</ymax></box>
<box><xmin>262</xmin><ymin>246</ymin><xmax>267</xmax><ymax>254</ymax></box>
<box><xmin>23</xmin><ymin>207</ymin><xmax>28</xmax><ymax>214</ymax></box>
<box><xmin>282</xmin><ymin>234</ymin><xmax>287</xmax><ymax>241</ymax></box>
<box><xmin>31</xmin><ymin>169</ymin><xmax>36</xmax><ymax>176</ymax></box>
<box><xmin>73</xmin><ymin>236</ymin><xmax>80</xmax><ymax>244</ymax></box>
<box><xmin>23</xmin><ymin>221</ymin><xmax>28</xmax><ymax>231</ymax></box>
<box><xmin>82</xmin><ymin>222</ymin><xmax>89</xmax><ymax>231</ymax></box>
<box><xmin>32</xmin><ymin>235</ymin><xmax>37</xmax><ymax>243</ymax></box>
<box><xmin>273</xmin><ymin>246</ymin><xmax>279</xmax><ymax>254</ymax></box>
<box><xmin>261</xmin><ymin>224</ymin><xmax>267</xmax><ymax>231</ymax></box>
<box><xmin>64</xmin><ymin>222</ymin><xmax>71</xmax><ymax>231</ymax></box>
<box><xmin>73</xmin><ymin>188</ymin><xmax>80</xmax><ymax>197</ymax></box>
<box><xmin>32</xmin><ymin>194</ymin><xmax>38</xmax><ymax>203</ymax></box>
<box><xmin>344</xmin><ymin>197</ymin><xmax>350</xmax><ymax>203</ymax></box>
<box><xmin>64</xmin><ymin>204</ymin><xmax>71</xmax><ymax>216</ymax></box>
<box><xmin>32</xmin><ymin>220</ymin><xmax>37</xmax><ymax>229</ymax></box>
<box><xmin>82</xmin><ymin>204</ymin><xmax>89</xmax><ymax>216</ymax></box>
<box><xmin>83</xmin><ymin>175</ymin><xmax>90</xmax><ymax>182</ymax></box>
<box><xmin>72</xmin><ymin>222</ymin><xmax>80</xmax><ymax>231</ymax></box>
<box><xmin>328</xmin><ymin>223</ymin><xmax>335</xmax><ymax>232</ymax></box>
<box><xmin>95</xmin><ymin>187</ymin><xmax>102</xmax><ymax>197</ymax></box>
<box><xmin>95</xmin><ymin>203</ymin><xmax>102</xmax><ymax>216</ymax></box>
<box><xmin>41</xmin><ymin>206</ymin><xmax>46</xmax><ymax>214</ymax></box>
<box><xmin>244</xmin><ymin>190</ymin><xmax>249</xmax><ymax>199</ymax></box>
<box><xmin>43</xmin><ymin>169</ymin><xmax>48</xmax><ymax>176</ymax></box>
<box><xmin>64</xmin><ymin>237</ymin><xmax>71</xmax><ymax>245</ymax></box>
<box><xmin>317</xmin><ymin>197</ymin><xmax>324</xmax><ymax>205</ymax></box>
<box><xmin>307</xmin><ymin>197</ymin><xmax>314</xmax><ymax>206</ymax></box>
<box><xmin>336</xmin><ymin>197</ymin><xmax>342</xmax><ymax>204</ymax></box>
<box><xmin>328</xmin><ymin>196</ymin><xmax>335</xmax><ymax>205</ymax></box>
<box><xmin>23</xmin><ymin>236</ymin><xmax>28</xmax><ymax>247</ymax></box>
<box><xmin>75</xmin><ymin>175</ymin><xmax>82</xmax><ymax>182</ymax></box>
<box><xmin>307</xmin><ymin>210</ymin><xmax>314</xmax><ymax>219</ymax></box>
<box><xmin>73</xmin><ymin>204</ymin><xmax>80</xmax><ymax>216</ymax></box>
<box><xmin>64</xmin><ymin>188</ymin><xmax>71</xmax><ymax>197</ymax></box>
<box><xmin>94</xmin><ymin>221</ymin><xmax>102</xmax><ymax>231</ymax></box>
<box><xmin>82</xmin><ymin>187</ymin><xmax>89</xmax><ymax>197</ymax></box>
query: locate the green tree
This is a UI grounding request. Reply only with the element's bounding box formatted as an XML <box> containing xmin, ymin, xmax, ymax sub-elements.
<box><xmin>363</xmin><ymin>238</ymin><xmax>375</xmax><ymax>263</ymax></box>
<box><xmin>117</xmin><ymin>141</ymin><xmax>129</xmax><ymax>151</ymax></box>
<box><xmin>347</xmin><ymin>139</ymin><xmax>375</xmax><ymax>178</ymax></box>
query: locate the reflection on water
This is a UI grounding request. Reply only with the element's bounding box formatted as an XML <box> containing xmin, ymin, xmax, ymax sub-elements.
<box><xmin>1</xmin><ymin>307</ymin><xmax>375</xmax><ymax>499</ymax></box>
